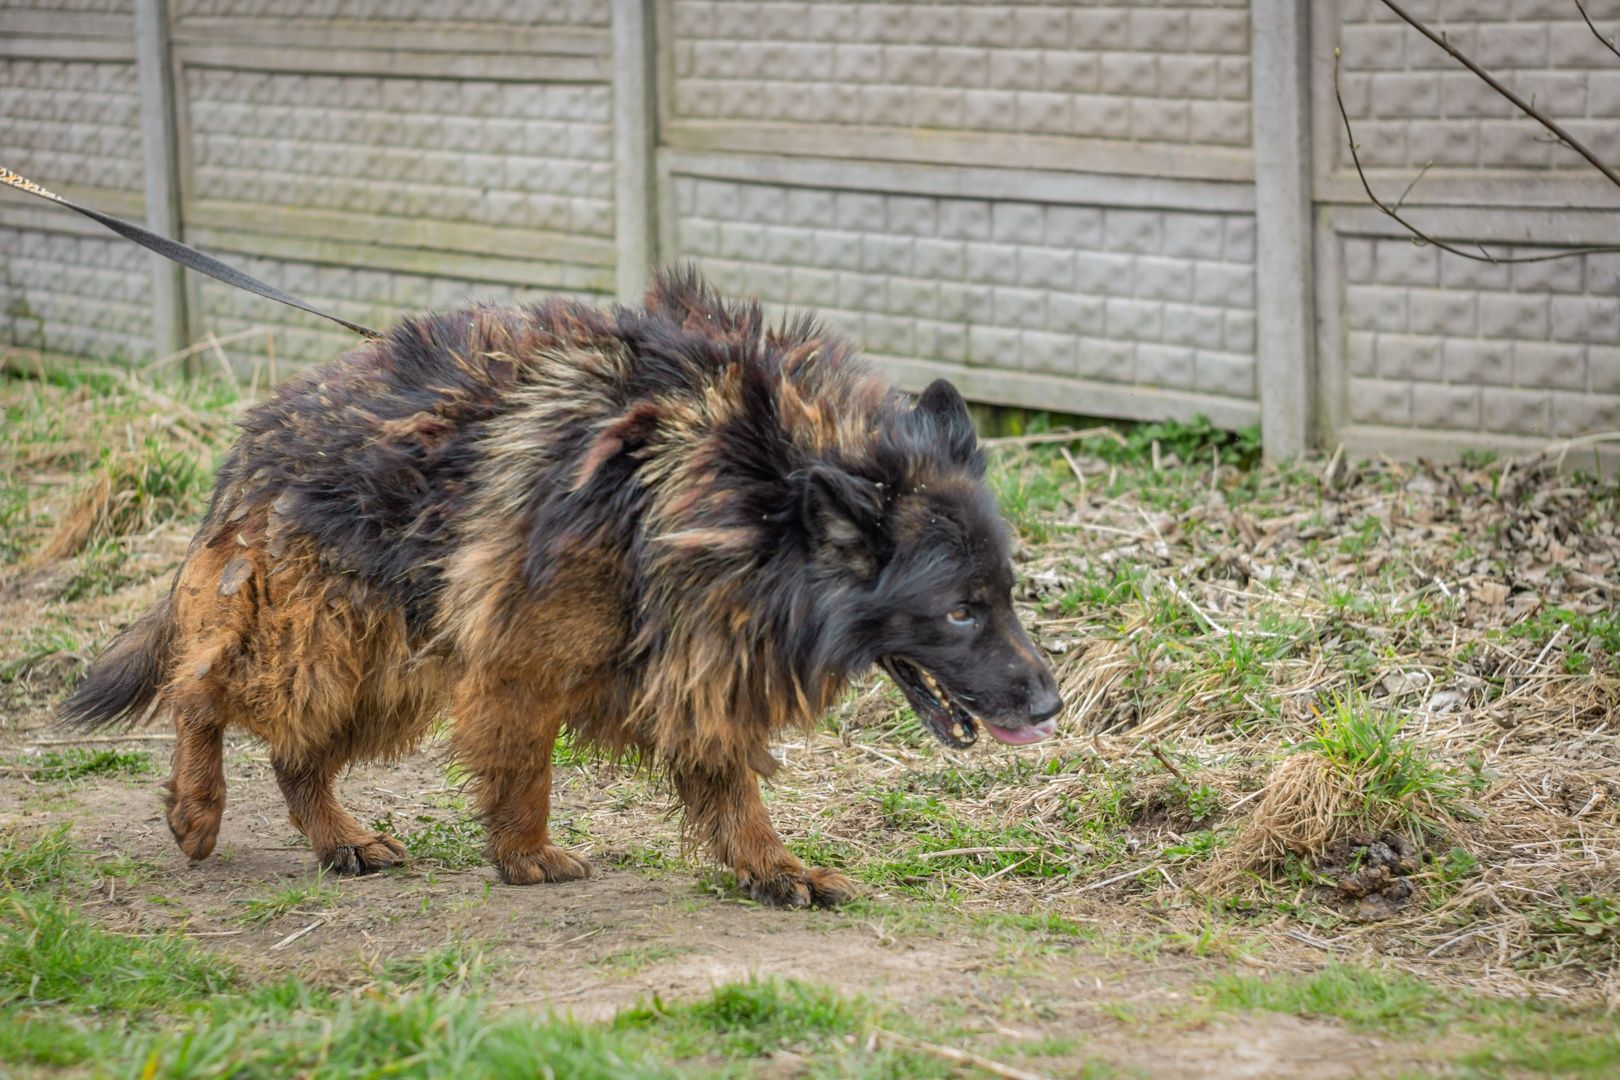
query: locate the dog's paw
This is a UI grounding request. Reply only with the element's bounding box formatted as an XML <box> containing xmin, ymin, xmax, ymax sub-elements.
<box><xmin>320</xmin><ymin>833</ymin><xmax>409</xmax><ymax>875</ymax></box>
<box><xmin>495</xmin><ymin>845</ymin><xmax>593</xmax><ymax>885</ymax></box>
<box><xmin>744</xmin><ymin>868</ymin><xmax>810</xmax><ymax>908</ymax></box>
<box><xmin>164</xmin><ymin>782</ymin><xmax>225</xmax><ymax>862</ymax></box>
<box><xmin>805</xmin><ymin>866</ymin><xmax>857</xmax><ymax>907</ymax></box>
<box><xmin>742</xmin><ymin>865</ymin><xmax>856</xmax><ymax>909</ymax></box>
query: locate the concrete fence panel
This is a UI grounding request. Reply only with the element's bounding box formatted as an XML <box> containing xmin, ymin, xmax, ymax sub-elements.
<box><xmin>3</xmin><ymin>0</ymin><xmax>1618</xmax><ymax>463</ymax></box>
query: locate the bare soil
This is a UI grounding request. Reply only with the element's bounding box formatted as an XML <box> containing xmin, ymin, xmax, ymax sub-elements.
<box><xmin>0</xmin><ymin>704</ymin><xmax>1452</xmax><ymax>1080</ymax></box>
<box><xmin>5</xmin><ymin>366</ymin><xmax>1617</xmax><ymax>1075</ymax></box>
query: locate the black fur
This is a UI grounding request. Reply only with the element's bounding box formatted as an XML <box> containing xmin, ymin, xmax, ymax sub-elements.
<box><xmin>60</xmin><ymin>592</ymin><xmax>175</xmax><ymax>729</ymax></box>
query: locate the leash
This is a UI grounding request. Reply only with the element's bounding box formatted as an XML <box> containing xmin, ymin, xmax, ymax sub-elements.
<box><xmin>2</xmin><ymin>165</ymin><xmax>382</xmax><ymax>340</ymax></box>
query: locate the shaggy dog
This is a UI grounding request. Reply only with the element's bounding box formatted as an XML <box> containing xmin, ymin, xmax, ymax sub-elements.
<box><xmin>62</xmin><ymin>269</ymin><xmax>1062</xmax><ymax>907</ymax></box>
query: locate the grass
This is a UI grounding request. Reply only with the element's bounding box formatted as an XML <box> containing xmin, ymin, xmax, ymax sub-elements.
<box><xmin>1506</xmin><ymin>606</ymin><xmax>1620</xmax><ymax>674</ymax></box>
<box><xmin>372</xmin><ymin>811</ymin><xmax>487</xmax><ymax>870</ymax></box>
<box><xmin>235</xmin><ymin>875</ymin><xmax>339</xmax><ymax>925</ymax></box>
<box><xmin>594</xmin><ymin>944</ymin><xmax>695</xmax><ymax>976</ymax></box>
<box><xmin>6</xmin><ymin>366</ymin><xmax>1620</xmax><ymax>1073</ymax></box>
<box><xmin>1303</xmin><ymin>693</ymin><xmax>1468</xmax><ymax>829</ymax></box>
<box><xmin>1524</xmin><ymin>890</ymin><xmax>1620</xmax><ymax>970</ymax></box>
<box><xmin>2</xmin><ymin>746</ymin><xmax>155</xmax><ymax>780</ymax></box>
<box><xmin>0</xmin><ymin>360</ymin><xmax>233</xmax><ymax>563</ymax></box>
<box><xmin>1200</xmin><ymin>964</ymin><xmax>1620</xmax><ymax>1079</ymax></box>
<box><xmin>56</xmin><ymin>537</ymin><xmax>141</xmax><ymax>602</ymax></box>
<box><xmin>0</xmin><ymin>828</ymin><xmax>966</xmax><ymax>1079</ymax></box>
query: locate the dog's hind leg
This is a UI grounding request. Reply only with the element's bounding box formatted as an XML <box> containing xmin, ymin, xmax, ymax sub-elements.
<box><xmin>163</xmin><ymin>696</ymin><xmax>228</xmax><ymax>861</ymax></box>
<box><xmin>672</xmin><ymin>760</ymin><xmax>856</xmax><ymax>909</ymax></box>
<box><xmin>452</xmin><ymin>676</ymin><xmax>592</xmax><ymax>885</ymax></box>
<box><xmin>273</xmin><ymin>749</ymin><xmax>408</xmax><ymax>875</ymax></box>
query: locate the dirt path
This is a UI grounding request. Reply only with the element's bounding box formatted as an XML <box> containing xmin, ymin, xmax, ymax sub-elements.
<box><xmin>1</xmin><ymin>722</ymin><xmax>1457</xmax><ymax>1079</ymax></box>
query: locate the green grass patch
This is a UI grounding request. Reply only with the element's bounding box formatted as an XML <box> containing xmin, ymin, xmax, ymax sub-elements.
<box><xmin>0</xmin><ymin>829</ymin><xmax>971</xmax><ymax>1079</ymax></box>
<box><xmin>57</xmin><ymin>537</ymin><xmax>141</xmax><ymax>602</ymax></box>
<box><xmin>821</xmin><ymin>790</ymin><xmax>1082</xmax><ymax>892</ymax></box>
<box><xmin>1505</xmin><ymin>606</ymin><xmax>1620</xmax><ymax>674</ymax></box>
<box><xmin>2</xmin><ymin>890</ymin><xmax>237</xmax><ymax>1015</ymax></box>
<box><xmin>1091</xmin><ymin>414</ymin><xmax>1263</xmax><ymax>471</ymax></box>
<box><xmin>372</xmin><ymin>811</ymin><xmax>486</xmax><ymax>870</ymax></box>
<box><xmin>990</xmin><ymin>449</ymin><xmax>1070</xmax><ymax>543</ymax></box>
<box><xmin>3</xmin><ymin>747</ymin><xmax>155</xmax><ymax>780</ymax></box>
<box><xmin>1304</xmin><ymin>694</ymin><xmax>1468</xmax><ymax>829</ymax></box>
<box><xmin>593</xmin><ymin>944</ymin><xmax>694</xmax><ymax>976</ymax></box>
<box><xmin>234</xmin><ymin>875</ymin><xmax>339</xmax><ymax>926</ymax></box>
<box><xmin>1524</xmin><ymin>890</ymin><xmax>1620</xmax><ymax>971</ymax></box>
<box><xmin>1201</xmin><ymin>964</ymin><xmax>1620</xmax><ymax>1078</ymax></box>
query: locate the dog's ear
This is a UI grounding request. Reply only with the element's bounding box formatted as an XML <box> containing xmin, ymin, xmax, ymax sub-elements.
<box><xmin>913</xmin><ymin>379</ymin><xmax>978</xmax><ymax>466</ymax></box>
<box><xmin>798</xmin><ymin>463</ymin><xmax>885</xmax><ymax>575</ymax></box>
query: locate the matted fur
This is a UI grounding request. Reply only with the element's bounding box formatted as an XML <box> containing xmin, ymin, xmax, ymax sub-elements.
<box><xmin>61</xmin><ymin>268</ymin><xmax>1053</xmax><ymax>906</ymax></box>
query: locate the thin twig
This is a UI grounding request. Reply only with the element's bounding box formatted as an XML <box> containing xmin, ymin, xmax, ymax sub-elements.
<box><xmin>28</xmin><ymin>733</ymin><xmax>176</xmax><ymax>745</ymax></box>
<box><xmin>1077</xmin><ymin>863</ymin><xmax>1161</xmax><ymax>893</ymax></box>
<box><xmin>918</xmin><ymin>846</ymin><xmax>1038</xmax><ymax>861</ymax></box>
<box><xmin>1334</xmin><ymin>40</ymin><xmax>1613</xmax><ymax>265</ymax></box>
<box><xmin>1377</xmin><ymin>0</ymin><xmax>1620</xmax><ymax>190</ymax></box>
<box><xmin>872</xmin><ymin>1028</ymin><xmax>1051</xmax><ymax>1080</ymax></box>
<box><xmin>1574</xmin><ymin>0</ymin><xmax>1620</xmax><ymax>63</ymax></box>
<box><xmin>1150</xmin><ymin>743</ymin><xmax>1191</xmax><ymax>785</ymax></box>
<box><xmin>142</xmin><ymin>326</ymin><xmax>270</xmax><ymax>372</ymax></box>
<box><xmin>270</xmin><ymin>919</ymin><xmax>325</xmax><ymax>951</ymax></box>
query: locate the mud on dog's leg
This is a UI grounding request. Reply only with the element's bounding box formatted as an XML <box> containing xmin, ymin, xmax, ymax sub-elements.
<box><xmin>273</xmin><ymin>750</ymin><xmax>407</xmax><ymax>875</ymax></box>
<box><xmin>452</xmin><ymin>676</ymin><xmax>591</xmax><ymax>885</ymax></box>
<box><xmin>672</xmin><ymin>759</ymin><xmax>855</xmax><ymax>909</ymax></box>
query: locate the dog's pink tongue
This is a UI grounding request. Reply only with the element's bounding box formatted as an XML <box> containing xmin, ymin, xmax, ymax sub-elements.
<box><xmin>983</xmin><ymin>718</ymin><xmax>1057</xmax><ymax>745</ymax></box>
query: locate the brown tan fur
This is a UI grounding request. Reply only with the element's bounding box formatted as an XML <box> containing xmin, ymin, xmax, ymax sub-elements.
<box><xmin>63</xmin><ymin>270</ymin><xmax>1058</xmax><ymax>908</ymax></box>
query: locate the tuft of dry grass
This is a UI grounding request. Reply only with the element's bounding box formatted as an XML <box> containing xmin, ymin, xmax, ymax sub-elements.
<box><xmin>1199</xmin><ymin>752</ymin><xmax>1353</xmax><ymax>888</ymax></box>
<box><xmin>4</xmin><ymin>368</ymin><xmax>1619</xmax><ymax>1003</ymax></box>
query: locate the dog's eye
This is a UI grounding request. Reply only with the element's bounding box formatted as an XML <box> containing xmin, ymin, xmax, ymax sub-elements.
<box><xmin>945</xmin><ymin>607</ymin><xmax>975</xmax><ymax>627</ymax></box>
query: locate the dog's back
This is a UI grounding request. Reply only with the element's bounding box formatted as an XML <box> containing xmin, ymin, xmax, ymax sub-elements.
<box><xmin>59</xmin><ymin>268</ymin><xmax>1055</xmax><ymax>909</ymax></box>
<box><xmin>60</xmin><ymin>269</ymin><xmax>890</xmax><ymax>898</ymax></box>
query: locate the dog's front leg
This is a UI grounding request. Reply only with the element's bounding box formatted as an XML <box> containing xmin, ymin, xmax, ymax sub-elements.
<box><xmin>672</xmin><ymin>759</ymin><xmax>855</xmax><ymax>908</ymax></box>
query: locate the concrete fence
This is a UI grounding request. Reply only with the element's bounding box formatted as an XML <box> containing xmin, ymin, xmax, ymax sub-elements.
<box><xmin>3</xmin><ymin>0</ymin><xmax>1619</xmax><ymax>463</ymax></box>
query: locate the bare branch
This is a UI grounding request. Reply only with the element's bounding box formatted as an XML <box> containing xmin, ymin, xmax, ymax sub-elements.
<box><xmin>1376</xmin><ymin>0</ymin><xmax>1620</xmax><ymax>190</ymax></box>
<box><xmin>1392</xmin><ymin>161</ymin><xmax>1433</xmax><ymax>212</ymax></box>
<box><xmin>1334</xmin><ymin>51</ymin><xmax>1620</xmax><ymax>263</ymax></box>
<box><xmin>1574</xmin><ymin>0</ymin><xmax>1620</xmax><ymax>63</ymax></box>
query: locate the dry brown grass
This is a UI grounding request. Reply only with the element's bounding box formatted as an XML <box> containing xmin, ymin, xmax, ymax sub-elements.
<box><xmin>4</xmin><ymin>366</ymin><xmax>1618</xmax><ymax>1005</ymax></box>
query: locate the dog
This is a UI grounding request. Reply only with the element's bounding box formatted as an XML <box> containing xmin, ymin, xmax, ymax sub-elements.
<box><xmin>61</xmin><ymin>268</ymin><xmax>1062</xmax><ymax>907</ymax></box>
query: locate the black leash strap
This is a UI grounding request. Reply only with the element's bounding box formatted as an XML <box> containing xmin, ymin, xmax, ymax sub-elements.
<box><xmin>2</xmin><ymin>165</ymin><xmax>382</xmax><ymax>340</ymax></box>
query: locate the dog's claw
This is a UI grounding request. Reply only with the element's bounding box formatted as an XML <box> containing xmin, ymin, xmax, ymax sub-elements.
<box><xmin>319</xmin><ymin>833</ymin><xmax>408</xmax><ymax>875</ymax></box>
<box><xmin>806</xmin><ymin>866</ymin><xmax>857</xmax><ymax>907</ymax></box>
<box><xmin>743</xmin><ymin>865</ymin><xmax>856</xmax><ymax>909</ymax></box>
<box><xmin>495</xmin><ymin>845</ymin><xmax>593</xmax><ymax>885</ymax></box>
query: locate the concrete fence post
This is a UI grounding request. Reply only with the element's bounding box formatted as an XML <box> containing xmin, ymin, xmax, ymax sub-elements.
<box><xmin>613</xmin><ymin>0</ymin><xmax>656</xmax><ymax>304</ymax></box>
<box><xmin>1250</xmin><ymin>0</ymin><xmax>1316</xmax><ymax>460</ymax></box>
<box><xmin>134</xmin><ymin>0</ymin><xmax>187</xmax><ymax>362</ymax></box>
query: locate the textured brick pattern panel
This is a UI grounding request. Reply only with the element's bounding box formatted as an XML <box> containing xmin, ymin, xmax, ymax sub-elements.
<box><xmin>670</xmin><ymin>1</ymin><xmax>1252</xmax><ymax>147</ymax></box>
<box><xmin>0</xmin><ymin>55</ymin><xmax>151</xmax><ymax>359</ymax></box>
<box><xmin>195</xmin><ymin>252</ymin><xmax>610</xmax><ymax>371</ymax></box>
<box><xmin>1342</xmin><ymin>237</ymin><xmax>1620</xmax><ymax>438</ymax></box>
<box><xmin>172</xmin><ymin>0</ymin><xmax>608</xmax><ymax>26</ymax></box>
<box><xmin>1</xmin><ymin>0</ymin><xmax>132</xmax><ymax>13</ymax></box>
<box><xmin>185</xmin><ymin>69</ymin><xmax>614</xmax><ymax>236</ymax></box>
<box><xmin>0</xmin><ymin>58</ymin><xmax>144</xmax><ymax>192</ymax></box>
<box><xmin>671</xmin><ymin>176</ymin><xmax>1258</xmax><ymax>401</ymax></box>
<box><xmin>0</xmin><ymin>225</ymin><xmax>154</xmax><ymax>360</ymax></box>
<box><xmin>1338</xmin><ymin>0</ymin><xmax>1620</xmax><ymax>170</ymax></box>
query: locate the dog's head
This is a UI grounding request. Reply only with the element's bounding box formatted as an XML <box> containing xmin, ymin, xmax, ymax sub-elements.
<box><xmin>802</xmin><ymin>379</ymin><xmax>1063</xmax><ymax>748</ymax></box>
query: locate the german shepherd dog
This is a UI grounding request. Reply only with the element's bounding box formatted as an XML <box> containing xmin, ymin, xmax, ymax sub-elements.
<box><xmin>62</xmin><ymin>269</ymin><xmax>1062</xmax><ymax>907</ymax></box>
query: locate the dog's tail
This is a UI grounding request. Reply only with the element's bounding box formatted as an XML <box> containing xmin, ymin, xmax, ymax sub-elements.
<box><xmin>60</xmin><ymin>592</ymin><xmax>176</xmax><ymax>730</ymax></box>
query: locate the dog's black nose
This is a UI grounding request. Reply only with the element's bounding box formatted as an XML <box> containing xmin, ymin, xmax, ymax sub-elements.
<box><xmin>1028</xmin><ymin>685</ymin><xmax>1063</xmax><ymax>722</ymax></box>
